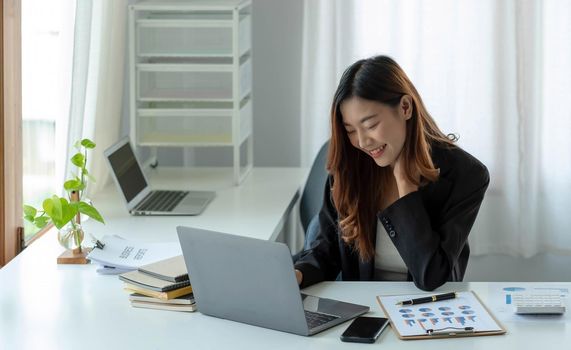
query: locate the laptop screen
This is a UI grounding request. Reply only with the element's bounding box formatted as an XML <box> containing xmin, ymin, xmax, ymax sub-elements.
<box><xmin>107</xmin><ymin>142</ymin><xmax>148</xmax><ymax>203</ymax></box>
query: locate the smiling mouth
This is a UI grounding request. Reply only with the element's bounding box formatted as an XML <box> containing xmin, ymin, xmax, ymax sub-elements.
<box><xmin>367</xmin><ymin>144</ymin><xmax>386</xmax><ymax>158</ymax></box>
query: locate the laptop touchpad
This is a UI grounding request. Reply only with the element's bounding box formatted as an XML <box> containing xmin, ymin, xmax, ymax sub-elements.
<box><xmin>180</xmin><ymin>197</ymin><xmax>208</xmax><ymax>208</ymax></box>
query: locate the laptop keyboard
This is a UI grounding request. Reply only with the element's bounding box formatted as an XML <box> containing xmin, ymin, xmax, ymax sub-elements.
<box><xmin>137</xmin><ymin>190</ymin><xmax>189</xmax><ymax>212</ymax></box>
<box><xmin>304</xmin><ymin>310</ymin><xmax>339</xmax><ymax>329</ymax></box>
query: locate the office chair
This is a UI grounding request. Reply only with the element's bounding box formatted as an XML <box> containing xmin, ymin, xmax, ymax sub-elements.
<box><xmin>296</xmin><ymin>140</ymin><xmax>329</xmax><ymax>255</ymax></box>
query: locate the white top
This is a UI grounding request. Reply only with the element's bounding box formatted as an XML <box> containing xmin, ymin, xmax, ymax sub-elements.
<box><xmin>374</xmin><ymin>220</ymin><xmax>408</xmax><ymax>280</ymax></box>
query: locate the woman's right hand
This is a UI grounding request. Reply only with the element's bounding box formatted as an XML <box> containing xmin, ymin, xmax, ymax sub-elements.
<box><xmin>295</xmin><ymin>269</ymin><xmax>303</xmax><ymax>285</ymax></box>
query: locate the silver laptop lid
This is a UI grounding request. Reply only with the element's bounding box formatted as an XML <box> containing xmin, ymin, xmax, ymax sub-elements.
<box><xmin>104</xmin><ymin>137</ymin><xmax>152</xmax><ymax>212</ymax></box>
<box><xmin>177</xmin><ymin>226</ymin><xmax>310</xmax><ymax>335</ymax></box>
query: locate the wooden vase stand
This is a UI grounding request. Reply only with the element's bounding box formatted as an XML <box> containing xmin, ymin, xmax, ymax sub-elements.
<box><xmin>57</xmin><ymin>247</ymin><xmax>92</xmax><ymax>265</ymax></box>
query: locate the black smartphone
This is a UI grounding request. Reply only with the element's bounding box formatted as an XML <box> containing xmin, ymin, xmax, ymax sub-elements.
<box><xmin>340</xmin><ymin>316</ymin><xmax>389</xmax><ymax>343</ymax></box>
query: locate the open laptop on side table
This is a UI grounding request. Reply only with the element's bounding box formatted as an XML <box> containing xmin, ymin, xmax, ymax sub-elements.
<box><xmin>104</xmin><ymin>137</ymin><xmax>215</xmax><ymax>216</ymax></box>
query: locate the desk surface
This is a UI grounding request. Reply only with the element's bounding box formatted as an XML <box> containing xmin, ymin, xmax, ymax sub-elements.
<box><xmin>2</xmin><ymin>168</ymin><xmax>571</xmax><ymax>349</ymax></box>
<box><xmin>2</xmin><ymin>231</ymin><xmax>570</xmax><ymax>350</ymax></box>
<box><xmin>83</xmin><ymin>167</ymin><xmax>307</xmax><ymax>242</ymax></box>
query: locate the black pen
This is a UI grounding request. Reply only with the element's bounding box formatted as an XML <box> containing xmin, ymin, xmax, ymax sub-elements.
<box><xmin>396</xmin><ymin>292</ymin><xmax>457</xmax><ymax>306</ymax></box>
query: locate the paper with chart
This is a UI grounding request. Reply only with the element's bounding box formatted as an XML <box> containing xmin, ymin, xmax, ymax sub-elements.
<box><xmin>377</xmin><ymin>291</ymin><xmax>503</xmax><ymax>337</ymax></box>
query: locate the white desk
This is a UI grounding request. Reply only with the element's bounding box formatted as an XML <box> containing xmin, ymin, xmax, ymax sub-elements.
<box><xmin>2</xmin><ymin>233</ymin><xmax>571</xmax><ymax>350</ymax></box>
<box><xmin>2</xmin><ymin>167</ymin><xmax>571</xmax><ymax>349</ymax></box>
<box><xmin>83</xmin><ymin>167</ymin><xmax>308</xmax><ymax>244</ymax></box>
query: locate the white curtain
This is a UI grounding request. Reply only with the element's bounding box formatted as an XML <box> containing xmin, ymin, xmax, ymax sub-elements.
<box><xmin>301</xmin><ymin>0</ymin><xmax>571</xmax><ymax>257</ymax></box>
<box><xmin>66</xmin><ymin>0</ymin><xmax>127</xmax><ymax>197</ymax></box>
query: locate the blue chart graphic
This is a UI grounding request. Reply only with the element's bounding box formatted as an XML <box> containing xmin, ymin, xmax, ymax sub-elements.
<box><xmin>400</xmin><ymin>300</ymin><xmax>481</xmax><ymax>330</ymax></box>
<box><xmin>455</xmin><ymin>317</ymin><xmax>467</xmax><ymax>325</ymax></box>
<box><xmin>404</xmin><ymin>319</ymin><xmax>416</xmax><ymax>327</ymax></box>
<box><xmin>405</xmin><ymin>312</ymin><xmax>478</xmax><ymax>329</ymax></box>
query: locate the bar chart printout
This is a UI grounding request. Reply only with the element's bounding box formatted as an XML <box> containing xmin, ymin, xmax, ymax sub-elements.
<box><xmin>377</xmin><ymin>291</ymin><xmax>504</xmax><ymax>337</ymax></box>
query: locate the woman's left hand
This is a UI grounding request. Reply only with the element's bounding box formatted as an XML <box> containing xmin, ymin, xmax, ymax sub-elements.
<box><xmin>392</xmin><ymin>151</ymin><xmax>419</xmax><ymax>198</ymax></box>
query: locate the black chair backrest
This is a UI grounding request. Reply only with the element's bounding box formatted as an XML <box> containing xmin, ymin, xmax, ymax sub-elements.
<box><xmin>299</xmin><ymin>140</ymin><xmax>330</xmax><ymax>233</ymax></box>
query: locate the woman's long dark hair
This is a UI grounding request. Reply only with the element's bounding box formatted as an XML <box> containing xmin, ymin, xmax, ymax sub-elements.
<box><xmin>328</xmin><ymin>55</ymin><xmax>455</xmax><ymax>261</ymax></box>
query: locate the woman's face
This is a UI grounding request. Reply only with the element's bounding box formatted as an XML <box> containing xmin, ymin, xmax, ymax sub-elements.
<box><xmin>340</xmin><ymin>96</ymin><xmax>412</xmax><ymax>168</ymax></box>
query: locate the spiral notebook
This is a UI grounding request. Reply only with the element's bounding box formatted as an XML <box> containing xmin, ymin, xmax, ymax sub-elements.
<box><xmin>376</xmin><ymin>291</ymin><xmax>506</xmax><ymax>340</ymax></box>
<box><xmin>138</xmin><ymin>255</ymin><xmax>188</xmax><ymax>283</ymax></box>
<box><xmin>119</xmin><ymin>269</ymin><xmax>190</xmax><ymax>292</ymax></box>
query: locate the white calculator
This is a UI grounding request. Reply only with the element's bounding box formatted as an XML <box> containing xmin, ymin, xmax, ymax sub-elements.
<box><xmin>513</xmin><ymin>293</ymin><xmax>566</xmax><ymax>315</ymax></box>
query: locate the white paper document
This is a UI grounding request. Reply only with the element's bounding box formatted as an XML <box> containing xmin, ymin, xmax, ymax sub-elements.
<box><xmin>87</xmin><ymin>235</ymin><xmax>182</xmax><ymax>271</ymax></box>
<box><xmin>377</xmin><ymin>291</ymin><xmax>503</xmax><ymax>337</ymax></box>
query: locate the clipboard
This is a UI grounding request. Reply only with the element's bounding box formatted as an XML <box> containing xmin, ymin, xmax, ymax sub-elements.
<box><xmin>376</xmin><ymin>290</ymin><xmax>506</xmax><ymax>340</ymax></box>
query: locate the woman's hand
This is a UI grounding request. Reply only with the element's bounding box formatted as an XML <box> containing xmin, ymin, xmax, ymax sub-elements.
<box><xmin>392</xmin><ymin>151</ymin><xmax>419</xmax><ymax>198</ymax></box>
<box><xmin>295</xmin><ymin>269</ymin><xmax>303</xmax><ymax>285</ymax></box>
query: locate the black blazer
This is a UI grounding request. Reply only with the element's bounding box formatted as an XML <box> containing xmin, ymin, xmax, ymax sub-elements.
<box><xmin>294</xmin><ymin>143</ymin><xmax>490</xmax><ymax>291</ymax></box>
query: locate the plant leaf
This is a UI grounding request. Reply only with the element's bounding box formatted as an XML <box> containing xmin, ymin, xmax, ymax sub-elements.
<box><xmin>71</xmin><ymin>153</ymin><xmax>85</xmax><ymax>168</ymax></box>
<box><xmin>45</xmin><ymin>197</ymin><xmax>60</xmax><ymax>228</ymax></box>
<box><xmin>33</xmin><ymin>216</ymin><xmax>50</xmax><ymax>228</ymax></box>
<box><xmin>78</xmin><ymin>201</ymin><xmax>105</xmax><ymax>224</ymax></box>
<box><xmin>64</xmin><ymin>179</ymin><xmax>83</xmax><ymax>191</ymax></box>
<box><xmin>74</xmin><ymin>176</ymin><xmax>86</xmax><ymax>190</ymax></box>
<box><xmin>23</xmin><ymin>205</ymin><xmax>37</xmax><ymax>218</ymax></box>
<box><xmin>60</xmin><ymin>198</ymin><xmax>78</xmax><ymax>228</ymax></box>
<box><xmin>81</xmin><ymin>139</ymin><xmax>96</xmax><ymax>149</ymax></box>
<box><xmin>42</xmin><ymin>199</ymin><xmax>53</xmax><ymax>217</ymax></box>
<box><xmin>43</xmin><ymin>196</ymin><xmax>62</xmax><ymax>222</ymax></box>
<box><xmin>24</xmin><ymin>215</ymin><xmax>35</xmax><ymax>223</ymax></box>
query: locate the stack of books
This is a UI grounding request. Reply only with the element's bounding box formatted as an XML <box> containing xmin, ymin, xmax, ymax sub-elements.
<box><xmin>119</xmin><ymin>255</ymin><xmax>196</xmax><ymax>312</ymax></box>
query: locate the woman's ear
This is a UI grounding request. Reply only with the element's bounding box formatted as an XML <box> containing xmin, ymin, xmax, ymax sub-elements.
<box><xmin>400</xmin><ymin>95</ymin><xmax>413</xmax><ymax>120</ymax></box>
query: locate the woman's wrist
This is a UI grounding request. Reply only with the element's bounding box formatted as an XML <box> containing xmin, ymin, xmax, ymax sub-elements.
<box><xmin>295</xmin><ymin>269</ymin><xmax>303</xmax><ymax>285</ymax></box>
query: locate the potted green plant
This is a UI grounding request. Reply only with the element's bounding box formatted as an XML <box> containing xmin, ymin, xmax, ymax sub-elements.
<box><xmin>23</xmin><ymin>138</ymin><xmax>105</xmax><ymax>262</ymax></box>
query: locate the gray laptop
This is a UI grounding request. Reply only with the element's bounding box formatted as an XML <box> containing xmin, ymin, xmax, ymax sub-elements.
<box><xmin>177</xmin><ymin>226</ymin><xmax>369</xmax><ymax>336</ymax></box>
<box><xmin>104</xmin><ymin>137</ymin><xmax>215</xmax><ymax>216</ymax></box>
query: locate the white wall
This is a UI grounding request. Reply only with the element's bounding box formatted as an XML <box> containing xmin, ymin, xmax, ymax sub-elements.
<box><xmin>249</xmin><ymin>0</ymin><xmax>303</xmax><ymax>166</ymax></box>
<box><xmin>121</xmin><ymin>0</ymin><xmax>304</xmax><ymax>167</ymax></box>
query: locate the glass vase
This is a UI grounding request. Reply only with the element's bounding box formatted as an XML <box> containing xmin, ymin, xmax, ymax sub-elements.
<box><xmin>57</xmin><ymin>222</ymin><xmax>84</xmax><ymax>251</ymax></box>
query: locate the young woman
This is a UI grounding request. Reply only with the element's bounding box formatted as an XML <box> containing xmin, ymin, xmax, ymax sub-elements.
<box><xmin>294</xmin><ymin>55</ymin><xmax>489</xmax><ymax>291</ymax></box>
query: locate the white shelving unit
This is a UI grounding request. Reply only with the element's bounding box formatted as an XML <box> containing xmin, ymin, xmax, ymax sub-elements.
<box><xmin>129</xmin><ymin>0</ymin><xmax>253</xmax><ymax>184</ymax></box>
